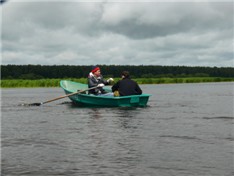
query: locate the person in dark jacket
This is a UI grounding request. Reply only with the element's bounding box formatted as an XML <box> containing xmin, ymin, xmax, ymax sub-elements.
<box><xmin>112</xmin><ymin>71</ymin><xmax>142</xmax><ymax>96</ymax></box>
<box><xmin>88</xmin><ymin>66</ymin><xmax>114</xmax><ymax>96</ymax></box>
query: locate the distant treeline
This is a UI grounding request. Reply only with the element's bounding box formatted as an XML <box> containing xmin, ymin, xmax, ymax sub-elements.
<box><xmin>1</xmin><ymin>64</ymin><xmax>234</xmax><ymax>79</ymax></box>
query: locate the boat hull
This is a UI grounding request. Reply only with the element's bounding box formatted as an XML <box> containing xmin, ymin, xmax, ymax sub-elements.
<box><xmin>60</xmin><ymin>80</ymin><xmax>151</xmax><ymax>107</ymax></box>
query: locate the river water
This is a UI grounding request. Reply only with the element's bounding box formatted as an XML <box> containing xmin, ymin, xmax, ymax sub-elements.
<box><xmin>1</xmin><ymin>82</ymin><xmax>234</xmax><ymax>176</ymax></box>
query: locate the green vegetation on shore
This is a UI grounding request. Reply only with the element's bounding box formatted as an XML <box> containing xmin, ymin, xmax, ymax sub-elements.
<box><xmin>1</xmin><ymin>77</ymin><xmax>234</xmax><ymax>88</ymax></box>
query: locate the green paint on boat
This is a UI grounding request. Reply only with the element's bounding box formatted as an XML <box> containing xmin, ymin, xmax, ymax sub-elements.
<box><xmin>60</xmin><ymin>80</ymin><xmax>151</xmax><ymax>107</ymax></box>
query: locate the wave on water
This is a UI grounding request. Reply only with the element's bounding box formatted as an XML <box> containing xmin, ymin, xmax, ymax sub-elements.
<box><xmin>159</xmin><ymin>135</ymin><xmax>199</xmax><ymax>140</ymax></box>
<box><xmin>159</xmin><ymin>135</ymin><xmax>217</xmax><ymax>144</ymax></box>
<box><xmin>202</xmin><ymin>116</ymin><xmax>234</xmax><ymax>120</ymax></box>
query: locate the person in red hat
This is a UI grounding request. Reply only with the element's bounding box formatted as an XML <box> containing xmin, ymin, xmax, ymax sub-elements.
<box><xmin>88</xmin><ymin>66</ymin><xmax>114</xmax><ymax>96</ymax></box>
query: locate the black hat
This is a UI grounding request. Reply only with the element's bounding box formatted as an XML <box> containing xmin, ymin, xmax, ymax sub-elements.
<box><xmin>122</xmin><ymin>71</ymin><xmax>130</xmax><ymax>78</ymax></box>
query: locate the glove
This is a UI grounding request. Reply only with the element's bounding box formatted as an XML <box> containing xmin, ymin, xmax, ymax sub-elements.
<box><xmin>107</xmin><ymin>78</ymin><xmax>114</xmax><ymax>83</ymax></box>
<box><xmin>97</xmin><ymin>83</ymin><xmax>105</xmax><ymax>87</ymax></box>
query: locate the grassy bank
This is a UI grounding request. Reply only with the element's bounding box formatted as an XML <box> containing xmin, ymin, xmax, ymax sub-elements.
<box><xmin>135</xmin><ymin>77</ymin><xmax>234</xmax><ymax>84</ymax></box>
<box><xmin>1</xmin><ymin>77</ymin><xmax>234</xmax><ymax>88</ymax></box>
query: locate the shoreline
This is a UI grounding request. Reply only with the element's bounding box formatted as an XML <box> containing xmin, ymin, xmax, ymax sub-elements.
<box><xmin>1</xmin><ymin>77</ymin><xmax>234</xmax><ymax>88</ymax></box>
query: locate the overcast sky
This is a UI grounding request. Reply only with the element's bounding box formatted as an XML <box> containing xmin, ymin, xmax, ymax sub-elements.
<box><xmin>1</xmin><ymin>0</ymin><xmax>233</xmax><ymax>67</ymax></box>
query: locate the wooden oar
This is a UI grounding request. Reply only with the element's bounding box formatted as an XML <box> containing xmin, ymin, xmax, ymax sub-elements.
<box><xmin>27</xmin><ymin>86</ymin><xmax>98</xmax><ymax>106</ymax></box>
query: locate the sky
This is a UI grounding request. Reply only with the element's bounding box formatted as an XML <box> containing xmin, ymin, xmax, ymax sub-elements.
<box><xmin>1</xmin><ymin>0</ymin><xmax>233</xmax><ymax>67</ymax></box>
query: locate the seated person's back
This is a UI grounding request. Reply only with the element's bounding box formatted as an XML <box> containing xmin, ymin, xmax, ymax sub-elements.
<box><xmin>112</xmin><ymin>71</ymin><xmax>142</xmax><ymax>96</ymax></box>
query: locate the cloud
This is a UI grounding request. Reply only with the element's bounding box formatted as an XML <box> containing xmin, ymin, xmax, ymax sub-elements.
<box><xmin>1</xmin><ymin>1</ymin><xmax>233</xmax><ymax>67</ymax></box>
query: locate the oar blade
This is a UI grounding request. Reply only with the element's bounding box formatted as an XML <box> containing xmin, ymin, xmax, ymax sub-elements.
<box><xmin>22</xmin><ymin>86</ymin><xmax>98</xmax><ymax>107</ymax></box>
<box><xmin>28</xmin><ymin>102</ymin><xmax>42</xmax><ymax>106</ymax></box>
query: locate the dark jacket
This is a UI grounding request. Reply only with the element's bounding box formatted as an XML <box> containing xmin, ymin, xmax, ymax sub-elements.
<box><xmin>88</xmin><ymin>74</ymin><xmax>109</xmax><ymax>95</ymax></box>
<box><xmin>111</xmin><ymin>78</ymin><xmax>142</xmax><ymax>96</ymax></box>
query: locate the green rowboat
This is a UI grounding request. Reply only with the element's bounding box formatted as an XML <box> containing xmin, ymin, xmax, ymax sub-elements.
<box><xmin>60</xmin><ymin>80</ymin><xmax>151</xmax><ymax>107</ymax></box>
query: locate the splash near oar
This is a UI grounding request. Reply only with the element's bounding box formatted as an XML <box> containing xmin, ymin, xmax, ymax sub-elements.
<box><xmin>24</xmin><ymin>86</ymin><xmax>98</xmax><ymax>106</ymax></box>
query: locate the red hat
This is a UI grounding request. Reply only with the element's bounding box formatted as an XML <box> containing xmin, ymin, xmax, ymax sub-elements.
<box><xmin>91</xmin><ymin>66</ymin><xmax>100</xmax><ymax>73</ymax></box>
